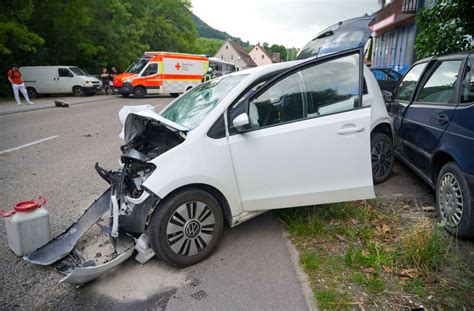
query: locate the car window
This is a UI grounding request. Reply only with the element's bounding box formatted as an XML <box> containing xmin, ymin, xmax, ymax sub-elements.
<box><xmin>248</xmin><ymin>53</ymin><xmax>359</xmax><ymax>129</ymax></box>
<box><xmin>417</xmin><ymin>60</ymin><xmax>462</xmax><ymax>104</ymax></box>
<box><xmin>372</xmin><ymin>69</ymin><xmax>388</xmax><ymax>80</ymax></box>
<box><xmin>461</xmin><ymin>59</ymin><xmax>474</xmax><ymax>103</ymax></box>
<box><xmin>387</xmin><ymin>70</ymin><xmax>402</xmax><ymax>81</ymax></box>
<box><xmin>395</xmin><ymin>62</ymin><xmax>428</xmax><ymax>101</ymax></box>
<box><xmin>58</xmin><ymin>68</ymin><xmax>73</xmax><ymax>77</ymax></box>
<box><xmin>142</xmin><ymin>63</ymin><xmax>158</xmax><ymax>77</ymax></box>
<box><xmin>302</xmin><ymin>53</ymin><xmax>359</xmax><ymax>117</ymax></box>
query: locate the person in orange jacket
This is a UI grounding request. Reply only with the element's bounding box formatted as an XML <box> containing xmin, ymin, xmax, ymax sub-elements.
<box><xmin>8</xmin><ymin>64</ymin><xmax>34</xmax><ymax>105</ymax></box>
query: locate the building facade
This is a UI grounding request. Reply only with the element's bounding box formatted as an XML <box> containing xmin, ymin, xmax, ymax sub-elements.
<box><xmin>369</xmin><ymin>0</ymin><xmax>422</xmax><ymax>74</ymax></box>
<box><xmin>249</xmin><ymin>44</ymin><xmax>275</xmax><ymax>66</ymax></box>
<box><xmin>214</xmin><ymin>40</ymin><xmax>256</xmax><ymax>71</ymax></box>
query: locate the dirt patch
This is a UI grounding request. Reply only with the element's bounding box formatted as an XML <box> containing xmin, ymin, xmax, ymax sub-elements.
<box><xmin>75</xmin><ymin>217</ymin><xmax>115</xmax><ymax>265</ymax></box>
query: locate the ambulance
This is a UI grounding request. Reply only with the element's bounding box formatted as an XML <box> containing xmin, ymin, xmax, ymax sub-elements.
<box><xmin>114</xmin><ymin>52</ymin><xmax>209</xmax><ymax>98</ymax></box>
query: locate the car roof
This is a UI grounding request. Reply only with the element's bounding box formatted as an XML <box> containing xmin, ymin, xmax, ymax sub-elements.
<box><xmin>414</xmin><ymin>50</ymin><xmax>474</xmax><ymax>65</ymax></box>
<box><xmin>228</xmin><ymin>60</ymin><xmax>305</xmax><ymax>79</ymax></box>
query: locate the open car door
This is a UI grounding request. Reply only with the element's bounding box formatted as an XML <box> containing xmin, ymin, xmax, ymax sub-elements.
<box><xmin>227</xmin><ymin>48</ymin><xmax>374</xmax><ymax>212</ymax></box>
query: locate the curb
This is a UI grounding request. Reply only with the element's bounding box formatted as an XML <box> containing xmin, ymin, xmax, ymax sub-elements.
<box><xmin>281</xmin><ymin>228</ymin><xmax>319</xmax><ymax>311</ymax></box>
<box><xmin>0</xmin><ymin>96</ymin><xmax>118</xmax><ymax>116</ymax></box>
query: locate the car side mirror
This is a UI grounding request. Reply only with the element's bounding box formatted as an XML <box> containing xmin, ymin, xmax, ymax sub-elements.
<box><xmin>232</xmin><ymin>113</ymin><xmax>250</xmax><ymax>132</ymax></box>
<box><xmin>382</xmin><ymin>91</ymin><xmax>393</xmax><ymax>110</ymax></box>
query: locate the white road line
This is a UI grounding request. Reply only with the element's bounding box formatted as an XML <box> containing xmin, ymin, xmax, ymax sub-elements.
<box><xmin>0</xmin><ymin>135</ymin><xmax>60</xmax><ymax>155</ymax></box>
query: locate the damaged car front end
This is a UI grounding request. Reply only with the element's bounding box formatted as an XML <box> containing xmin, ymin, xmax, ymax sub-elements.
<box><xmin>24</xmin><ymin>111</ymin><xmax>187</xmax><ymax>284</ymax></box>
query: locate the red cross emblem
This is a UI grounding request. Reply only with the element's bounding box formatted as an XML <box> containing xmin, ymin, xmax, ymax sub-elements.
<box><xmin>175</xmin><ymin>63</ymin><xmax>182</xmax><ymax>70</ymax></box>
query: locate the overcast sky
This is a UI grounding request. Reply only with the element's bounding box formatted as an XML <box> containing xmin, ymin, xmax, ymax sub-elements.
<box><xmin>192</xmin><ymin>0</ymin><xmax>381</xmax><ymax>48</ymax></box>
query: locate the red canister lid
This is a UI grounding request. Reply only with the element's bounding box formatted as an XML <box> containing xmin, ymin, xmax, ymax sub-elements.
<box><xmin>14</xmin><ymin>196</ymin><xmax>47</xmax><ymax>212</ymax></box>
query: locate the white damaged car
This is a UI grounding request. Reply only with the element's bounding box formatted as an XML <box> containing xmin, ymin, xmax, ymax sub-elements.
<box><xmin>25</xmin><ymin>21</ymin><xmax>394</xmax><ymax>283</ymax></box>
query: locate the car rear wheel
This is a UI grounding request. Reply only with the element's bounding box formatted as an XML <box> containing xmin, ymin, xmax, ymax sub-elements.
<box><xmin>436</xmin><ymin>162</ymin><xmax>473</xmax><ymax>238</ymax></box>
<box><xmin>133</xmin><ymin>86</ymin><xmax>146</xmax><ymax>98</ymax></box>
<box><xmin>371</xmin><ymin>133</ymin><xmax>394</xmax><ymax>184</ymax></box>
<box><xmin>72</xmin><ymin>86</ymin><xmax>84</xmax><ymax>97</ymax></box>
<box><xmin>148</xmin><ymin>188</ymin><xmax>224</xmax><ymax>267</ymax></box>
<box><xmin>26</xmin><ymin>87</ymin><xmax>37</xmax><ymax>99</ymax></box>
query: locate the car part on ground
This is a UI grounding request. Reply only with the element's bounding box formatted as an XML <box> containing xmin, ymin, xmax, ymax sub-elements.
<box><xmin>371</xmin><ymin>133</ymin><xmax>394</xmax><ymax>184</ymax></box>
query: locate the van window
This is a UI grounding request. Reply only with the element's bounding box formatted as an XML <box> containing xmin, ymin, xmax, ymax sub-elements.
<box><xmin>142</xmin><ymin>63</ymin><xmax>158</xmax><ymax>76</ymax></box>
<box><xmin>58</xmin><ymin>68</ymin><xmax>73</xmax><ymax>77</ymax></box>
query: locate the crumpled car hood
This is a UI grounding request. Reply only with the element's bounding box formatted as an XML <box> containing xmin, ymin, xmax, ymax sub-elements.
<box><xmin>124</xmin><ymin>110</ymin><xmax>188</xmax><ymax>143</ymax></box>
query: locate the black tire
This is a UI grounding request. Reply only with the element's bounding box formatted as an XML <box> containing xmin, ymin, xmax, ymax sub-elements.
<box><xmin>148</xmin><ymin>188</ymin><xmax>224</xmax><ymax>267</ymax></box>
<box><xmin>170</xmin><ymin>93</ymin><xmax>180</xmax><ymax>97</ymax></box>
<box><xmin>26</xmin><ymin>87</ymin><xmax>37</xmax><ymax>99</ymax></box>
<box><xmin>436</xmin><ymin>162</ymin><xmax>473</xmax><ymax>238</ymax></box>
<box><xmin>133</xmin><ymin>86</ymin><xmax>146</xmax><ymax>99</ymax></box>
<box><xmin>371</xmin><ymin>133</ymin><xmax>394</xmax><ymax>184</ymax></box>
<box><xmin>72</xmin><ymin>86</ymin><xmax>84</xmax><ymax>97</ymax></box>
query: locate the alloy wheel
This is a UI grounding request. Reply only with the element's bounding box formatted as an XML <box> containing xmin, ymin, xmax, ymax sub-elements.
<box><xmin>439</xmin><ymin>172</ymin><xmax>464</xmax><ymax>227</ymax></box>
<box><xmin>371</xmin><ymin>139</ymin><xmax>392</xmax><ymax>179</ymax></box>
<box><xmin>166</xmin><ymin>201</ymin><xmax>215</xmax><ymax>257</ymax></box>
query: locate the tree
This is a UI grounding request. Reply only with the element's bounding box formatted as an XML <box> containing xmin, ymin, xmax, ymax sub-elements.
<box><xmin>415</xmin><ymin>0</ymin><xmax>474</xmax><ymax>59</ymax></box>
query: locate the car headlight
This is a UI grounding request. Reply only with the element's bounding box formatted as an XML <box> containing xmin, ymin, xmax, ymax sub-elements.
<box><xmin>124</xmin><ymin>79</ymin><xmax>131</xmax><ymax>83</ymax></box>
<box><xmin>84</xmin><ymin>80</ymin><xmax>92</xmax><ymax>86</ymax></box>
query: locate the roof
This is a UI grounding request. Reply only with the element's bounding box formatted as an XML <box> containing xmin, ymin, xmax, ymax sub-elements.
<box><xmin>251</xmin><ymin>44</ymin><xmax>279</xmax><ymax>63</ymax></box>
<box><xmin>226</xmin><ymin>40</ymin><xmax>257</xmax><ymax>67</ymax></box>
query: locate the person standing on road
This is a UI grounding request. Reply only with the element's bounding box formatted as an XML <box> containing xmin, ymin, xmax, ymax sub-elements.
<box><xmin>100</xmin><ymin>68</ymin><xmax>110</xmax><ymax>95</ymax></box>
<box><xmin>109</xmin><ymin>67</ymin><xmax>118</xmax><ymax>94</ymax></box>
<box><xmin>8</xmin><ymin>64</ymin><xmax>34</xmax><ymax>105</ymax></box>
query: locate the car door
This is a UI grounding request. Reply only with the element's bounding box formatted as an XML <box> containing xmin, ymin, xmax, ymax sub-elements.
<box><xmin>227</xmin><ymin>50</ymin><xmax>374</xmax><ymax>212</ymax></box>
<box><xmin>57</xmin><ymin>68</ymin><xmax>75</xmax><ymax>93</ymax></box>
<box><xmin>396</xmin><ymin>58</ymin><xmax>464</xmax><ymax>178</ymax></box>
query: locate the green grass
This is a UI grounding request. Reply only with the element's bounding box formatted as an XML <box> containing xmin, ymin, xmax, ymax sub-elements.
<box><xmin>277</xmin><ymin>200</ymin><xmax>471</xmax><ymax>309</ymax></box>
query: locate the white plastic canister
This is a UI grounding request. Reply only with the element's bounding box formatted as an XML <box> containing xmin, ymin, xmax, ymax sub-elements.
<box><xmin>2</xmin><ymin>197</ymin><xmax>51</xmax><ymax>256</ymax></box>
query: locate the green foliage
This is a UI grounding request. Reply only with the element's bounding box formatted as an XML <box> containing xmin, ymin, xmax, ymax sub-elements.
<box><xmin>192</xmin><ymin>37</ymin><xmax>224</xmax><ymax>56</ymax></box>
<box><xmin>0</xmin><ymin>0</ymin><xmax>198</xmax><ymax>97</ymax></box>
<box><xmin>415</xmin><ymin>0</ymin><xmax>474</xmax><ymax>59</ymax></box>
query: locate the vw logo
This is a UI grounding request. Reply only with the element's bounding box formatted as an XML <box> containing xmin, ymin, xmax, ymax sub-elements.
<box><xmin>184</xmin><ymin>220</ymin><xmax>201</xmax><ymax>238</ymax></box>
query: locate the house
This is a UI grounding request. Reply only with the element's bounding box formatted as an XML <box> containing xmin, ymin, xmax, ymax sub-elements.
<box><xmin>214</xmin><ymin>40</ymin><xmax>256</xmax><ymax>71</ymax></box>
<box><xmin>369</xmin><ymin>0</ymin><xmax>436</xmax><ymax>74</ymax></box>
<box><xmin>249</xmin><ymin>44</ymin><xmax>281</xmax><ymax>66</ymax></box>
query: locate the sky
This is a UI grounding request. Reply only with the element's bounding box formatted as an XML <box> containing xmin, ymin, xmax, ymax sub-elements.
<box><xmin>191</xmin><ymin>0</ymin><xmax>381</xmax><ymax>48</ymax></box>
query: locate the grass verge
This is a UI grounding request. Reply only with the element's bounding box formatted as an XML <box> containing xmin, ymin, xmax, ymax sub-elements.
<box><xmin>277</xmin><ymin>201</ymin><xmax>474</xmax><ymax>310</ymax></box>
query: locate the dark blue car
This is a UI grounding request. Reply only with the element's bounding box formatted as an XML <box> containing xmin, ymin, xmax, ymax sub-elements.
<box><xmin>387</xmin><ymin>51</ymin><xmax>474</xmax><ymax>238</ymax></box>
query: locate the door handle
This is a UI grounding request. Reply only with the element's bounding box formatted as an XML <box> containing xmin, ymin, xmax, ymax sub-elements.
<box><xmin>337</xmin><ymin>126</ymin><xmax>365</xmax><ymax>135</ymax></box>
<box><xmin>436</xmin><ymin>113</ymin><xmax>449</xmax><ymax>125</ymax></box>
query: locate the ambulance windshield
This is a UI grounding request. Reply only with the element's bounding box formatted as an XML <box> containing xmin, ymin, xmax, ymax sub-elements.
<box><xmin>127</xmin><ymin>57</ymin><xmax>151</xmax><ymax>74</ymax></box>
<box><xmin>159</xmin><ymin>74</ymin><xmax>248</xmax><ymax>129</ymax></box>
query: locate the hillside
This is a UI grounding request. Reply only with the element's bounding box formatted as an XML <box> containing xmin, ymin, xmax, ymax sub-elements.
<box><xmin>192</xmin><ymin>13</ymin><xmax>251</xmax><ymax>49</ymax></box>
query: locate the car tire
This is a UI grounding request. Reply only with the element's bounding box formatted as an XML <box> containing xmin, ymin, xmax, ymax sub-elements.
<box><xmin>148</xmin><ymin>188</ymin><xmax>224</xmax><ymax>267</ymax></box>
<box><xmin>371</xmin><ymin>132</ymin><xmax>394</xmax><ymax>184</ymax></box>
<box><xmin>436</xmin><ymin>162</ymin><xmax>473</xmax><ymax>238</ymax></box>
<box><xmin>133</xmin><ymin>86</ymin><xmax>146</xmax><ymax>99</ymax></box>
<box><xmin>72</xmin><ymin>86</ymin><xmax>84</xmax><ymax>97</ymax></box>
<box><xmin>26</xmin><ymin>87</ymin><xmax>37</xmax><ymax>99</ymax></box>
<box><xmin>170</xmin><ymin>93</ymin><xmax>180</xmax><ymax>97</ymax></box>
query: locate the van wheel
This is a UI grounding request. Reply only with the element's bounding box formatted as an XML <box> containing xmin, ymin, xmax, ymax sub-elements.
<box><xmin>133</xmin><ymin>87</ymin><xmax>146</xmax><ymax>99</ymax></box>
<box><xmin>27</xmin><ymin>87</ymin><xmax>37</xmax><ymax>99</ymax></box>
<box><xmin>170</xmin><ymin>93</ymin><xmax>180</xmax><ymax>97</ymax></box>
<box><xmin>436</xmin><ymin>162</ymin><xmax>473</xmax><ymax>238</ymax></box>
<box><xmin>148</xmin><ymin>188</ymin><xmax>224</xmax><ymax>267</ymax></box>
<box><xmin>73</xmin><ymin>86</ymin><xmax>84</xmax><ymax>97</ymax></box>
<box><xmin>371</xmin><ymin>133</ymin><xmax>394</xmax><ymax>184</ymax></box>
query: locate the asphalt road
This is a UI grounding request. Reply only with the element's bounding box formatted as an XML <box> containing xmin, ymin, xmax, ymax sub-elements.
<box><xmin>0</xmin><ymin>96</ymin><xmax>310</xmax><ymax>310</ymax></box>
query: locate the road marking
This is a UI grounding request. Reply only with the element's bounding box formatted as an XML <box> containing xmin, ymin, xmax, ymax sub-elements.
<box><xmin>0</xmin><ymin>135</ymin><xmax>59</xmax><ymax>155</ymax></box>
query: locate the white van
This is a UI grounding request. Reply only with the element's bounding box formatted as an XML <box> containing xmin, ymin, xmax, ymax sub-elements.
<box><xmin>20</xmin><ymin>66</ymin><xmax>102</xmax><ymax>98</ymax></box>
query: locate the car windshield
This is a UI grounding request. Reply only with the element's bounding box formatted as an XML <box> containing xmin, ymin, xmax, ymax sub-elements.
<box><xmin>69</xmin><ymin>67</ymin><xmax>88</xmax><ymax>75</ymax></box>
<box><xmin>297</xmin><ymin>16</ymin><xmax>373</xmax><ymax>59</ymax></box>
<box><xmin>126</xmin><ymin>58</ymin><xmax>150</xmax><ymax>74</ymax></box>
<box><xmin>158</xmin><ymin>74</ymin><xmax>248</xmax><ymax>129</ymax></box>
